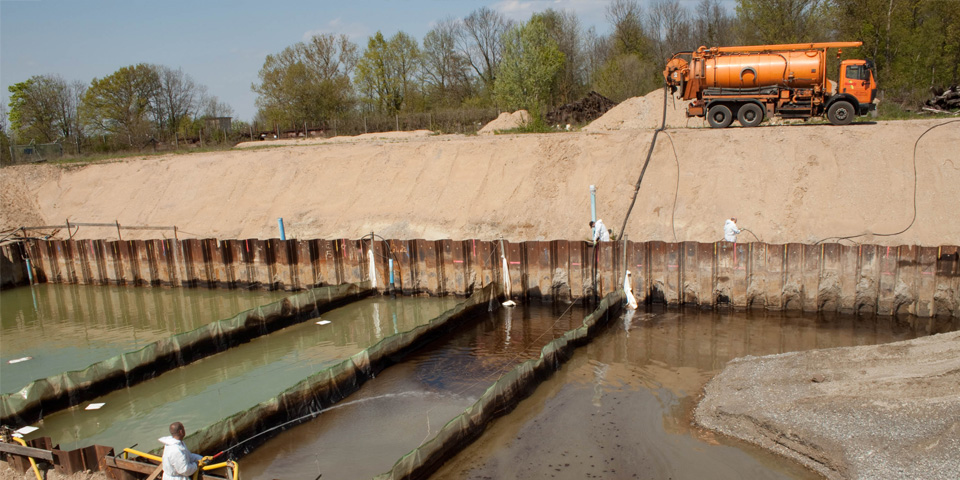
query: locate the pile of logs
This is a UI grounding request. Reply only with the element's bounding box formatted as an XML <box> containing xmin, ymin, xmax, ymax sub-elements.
<box><xmin>923</xmin><ymin>85</ymin><xmax>960</xmax><ymax>114</ymax></box>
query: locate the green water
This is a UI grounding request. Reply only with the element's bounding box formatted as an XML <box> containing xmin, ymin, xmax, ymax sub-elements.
<box><xmin>24</xmin><ymin>295</ymin><xmax>463</xmax><ymax>451</ymax></box>
<box><xmin>0</xmin><ymin>284</ymin><xmax>289</xmax><ymax>394</ymax></box>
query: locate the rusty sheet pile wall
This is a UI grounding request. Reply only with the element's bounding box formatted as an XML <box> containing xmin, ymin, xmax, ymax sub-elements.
<box><xmin>4</xmin><ymin>238</ymin><xmax>958</xmax><ymax>318</ymax></box>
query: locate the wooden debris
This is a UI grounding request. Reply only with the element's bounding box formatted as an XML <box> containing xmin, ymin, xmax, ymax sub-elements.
<box><xmin>924</xmin><ymin>85</ymin><xmax>960</xmax><ymax>112</ymax></box>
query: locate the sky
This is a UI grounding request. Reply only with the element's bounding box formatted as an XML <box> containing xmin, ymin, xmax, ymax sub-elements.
<box><xmin>1</xmin><ymin>0</ymin><xmax>720</xmax><ymax>122</ymax></box>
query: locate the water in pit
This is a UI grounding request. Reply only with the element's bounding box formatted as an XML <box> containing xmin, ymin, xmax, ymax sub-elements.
<box><xmin>238</xmin><ymin>302</ymin><xmax>589</xmax><ymax>480</ymax></box>
<box><xmin>431</xmin><ymin>309</ymin><xmax>946</xmax><ymax>480</ymax></box>
<box><xmin>0</xmin><ymin>283</ymin><xmax>289</xmax><ymax>394</ymax></box>
<box><xmin>23</xmin><ymin>295</ymin><xmax>462</xmax><ymax>451</ymax></box>
<box><xmin>241</xmin><ymin>305</ymin><xmax>946</xmax><ymax>480</ymax></box>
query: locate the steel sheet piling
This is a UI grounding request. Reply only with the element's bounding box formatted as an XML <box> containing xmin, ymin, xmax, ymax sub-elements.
<box><xmin>800</xmin><ymin>244</ymin><xmax>821</xmax><ymax>312</ymax></box>
<box><xmin>877</xmin><ymin>245</ymin><xmax>899</xmax><ymax>315</ymax></box>
<box><xmin>857</xmin><ymin>245</ymin><xmax>881</xmax><ymax>315</ymax></box>
<box><xmin>8</xmin><ymin>237</ymin><xmax>958</xmax><ymax>318</ymax></box>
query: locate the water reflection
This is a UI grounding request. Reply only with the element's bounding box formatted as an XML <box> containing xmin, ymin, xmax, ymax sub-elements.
<box><xmin>0</xmin><ymin>284</ymin><xmax>288</xmax><ymax>393</ymax></box>
<box><xmin>26</xmin><ymin>296</ymin><xmax>462</xmax><ymax>451</ymax></box>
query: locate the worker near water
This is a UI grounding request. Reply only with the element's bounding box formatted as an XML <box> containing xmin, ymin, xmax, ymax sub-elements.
<box><xmin>724</xmin><ymin>217</ymin><xmax>741</xmax><ymax>243</ymax></box>
<box><xmin>160</xmin><ymin>422</ymin><xmax>210</xmax><ymax>480</ymax></box>
<box><xmin>590</xmin><ymin>219</ymin><xmax>610</xmax><ymax>243</ymax></box>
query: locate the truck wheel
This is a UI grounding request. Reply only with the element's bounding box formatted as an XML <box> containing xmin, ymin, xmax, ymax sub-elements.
<box><xmin>707</xmin><ymin>104</ymin><xmax>733</xmax><ymax>128</ymax></box>
<box><xmin>737</xmin><ymin>103</ymin><xmax>764</xmax><ymax>127</ymax></box>
<box><xmin>827</xmin><ymin>101</ymin><xmax>855</xmax><ymax>125</ymax></box>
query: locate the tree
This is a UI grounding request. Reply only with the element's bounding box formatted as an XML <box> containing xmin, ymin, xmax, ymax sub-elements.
<box><xmin>736</xmin><ymin>0</ymin><xmax>829</xmax><ymax>44</ymax></box>
<box><xmin>607</xmin><ymin>0</ymin><xmax>649</xmax><ymax>56</ymax></box>
<box><xmin>457</xmin><ymin>7</ymin><xmax>513</xmax><ymax>96</ymax></box>
<box><xmin>0</xmin><ymin>103</ymin><xmax>11</xmax><ymax>165</ymax></box>
<box><xmin>494</xmin><ymin>17</ymin><xmax>565</xmax><ymax>113</ymax></box>
<box><xmin>422</xmin><ymin>18</ymin><xmax>473</xmax><ymax>107</ymax></box>
<box><xmin>592</xmin><ymin>0</ymin><xmax>660</xmax><ymax>100</ymax></box>
<box><xmin>830</xmin><ymin>0</ymin><xmax>960</xmax><ymax>103</ymax></box>
<box><xmin>693</xmin><ymin>0</ymin><xmax>737</xmax><ymax>47</ymax></box>
<box><xmin>153</xmin><ymin>65</ymin><xmax>202</xmax><ymax>139</ymax></box>
<box><xmin>592</xmin><ymin>53</ymin><xmax>660</xmax><ymax>102</ymax></box>
<box><xmin>7</xmin><ymin>74</ymin><xmax>78</xmax><ymax>143</ymax></box>
<box><xmin>647</xmin><ymin>1</ymin><xmax>695</xmax><ymax>62</ymax></box>
<box><xmin>253</xmin><ymin>33</ymin><xmax>358</xmax><ymax>127</ymax></box>
<box><xmin>536</xmin><ymin>9</ymin><xmax>587</xmax><ymax>105</ymax></box>
<box><xmin>202</xmin><ymin>95</ymin><xmax>234</xmax><ymax>118</ymax></box>
<box><xmin>355</xmin><ymin>31</ymin><xmax>421</xmax><ymax>114</ymax></box>
<box><xmin>81</xmin><ymin>64</ymin><xmax>159</xmax><ymax>148</ymax></box>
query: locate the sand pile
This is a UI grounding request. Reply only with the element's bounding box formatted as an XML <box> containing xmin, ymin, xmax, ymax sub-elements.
<box><xmin>2</xmin><ymin>119</ymin><xmax>957</xmax><ymax>247</ymax></box>
<box><xmin>583</xmin><ymin>89</ymin><xmax>705</xmax><ymax>131</ymax></box>
<box><xmin>478</xmin><ymin>110</ymin><xmax>531</xmax><ymax>134</ymax></box>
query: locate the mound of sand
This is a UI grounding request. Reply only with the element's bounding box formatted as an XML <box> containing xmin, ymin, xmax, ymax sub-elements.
<box><xmin>478</xmin><ymin>110</ymin><xmax>531</xmax><ymax>135</ymax></box>
<box><xmin>2</xmin><ymin>119</ymin><xmax>957</xmax><ymax>247</ymax></box>
<box><xmin>583</xmin><ymin>89</ymin><xmax>705</xmax><ymax>131</ymax></box>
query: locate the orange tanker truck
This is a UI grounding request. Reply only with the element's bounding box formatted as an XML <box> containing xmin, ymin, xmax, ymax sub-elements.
<box><xmin>663</xmin><ymin>42</ymin><xmax>877</xmax><ymax>127</ymax></box>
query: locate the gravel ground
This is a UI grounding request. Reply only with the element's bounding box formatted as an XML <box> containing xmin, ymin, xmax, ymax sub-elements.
<box><xmin>695</xmin><ymin>331</ymin><xmax>960</xmax><ymax>480</ymax></box>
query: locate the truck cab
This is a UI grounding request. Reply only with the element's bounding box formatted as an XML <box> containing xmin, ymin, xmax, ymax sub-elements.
<box><xmin>838</xmin><ymin>59</ymin><xmax>877</xmax><ymax>114</ymax></box>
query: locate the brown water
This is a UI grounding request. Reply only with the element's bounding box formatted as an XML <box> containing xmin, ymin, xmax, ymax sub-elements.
<box><xmin>0</xmin><ymin>284</ymin><xmax>288</xmax><ymax>394</ymax></box>
<box><xmin>23</xmin><ymin>295</ymin><xmax>461</xmax><ymax>451</ymax></box>
<box><xmin>432</xmin><ymin>309</ymin><xmax>941</xmax><ymax>480</ymax></box>
<box><xmin>239</xmin><ymin>303</ymin><xmax>589</xmax><ymax>480</ymax></box>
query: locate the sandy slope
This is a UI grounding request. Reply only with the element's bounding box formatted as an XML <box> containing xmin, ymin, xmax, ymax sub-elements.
<box><xmin>2</xmin><ymin>118</ymin><xmax>957</xmax><ymax>246</ymax></box>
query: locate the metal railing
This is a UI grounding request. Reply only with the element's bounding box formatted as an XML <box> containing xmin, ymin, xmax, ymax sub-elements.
<box><xmin>18</xmin><ymin>221</ymin><xmax>178</xmax><ymax>240</ymax></box>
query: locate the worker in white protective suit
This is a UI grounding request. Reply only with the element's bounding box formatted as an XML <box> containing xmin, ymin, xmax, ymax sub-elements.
<box><xmin>724</xmin><ymin>217</ymin><xmax>741</xmax><ymax>243</ymax></box>
<box><xmin>590</xmin><ymin>219</ymin><xmax>611</xmax><ymax>243</ymax></box>
<box><xmin>160</xmin><ymin>422</ymin><xmax>211</xmax><ymax>480</ymax></box>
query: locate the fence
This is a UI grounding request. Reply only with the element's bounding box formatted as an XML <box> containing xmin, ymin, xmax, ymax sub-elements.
<box><xmin>17</xmin><ymin>221</ymin><xmax>177</xmax><ymax>240</ymax></box>
<box><xmin>9</xmin><ymin>143</ymin><xmax>63</xmax><ymax>163</ymax></box>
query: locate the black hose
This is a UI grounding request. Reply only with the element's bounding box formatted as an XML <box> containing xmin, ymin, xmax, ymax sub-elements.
<box><xmin>619</xmin><ymin>83</ymin><xmax>670</xmax><ymax>238</ymax></box>
<box><xmin>815</xmin><ymin>118</ymin><xmax>959</xmax><ymax>245</ymax></box>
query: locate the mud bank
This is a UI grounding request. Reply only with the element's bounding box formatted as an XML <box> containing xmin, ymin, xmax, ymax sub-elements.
<box><xmin>695</xmin><ymin>331</ymin><xmax>960</xmax><ymax>480</ymax></box>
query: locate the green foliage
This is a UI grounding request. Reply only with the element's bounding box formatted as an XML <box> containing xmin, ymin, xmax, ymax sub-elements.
<box><xmin>7</xmin><ymin>74</ymin><xmax>75</xmax><ymax>143</ymax></box>
<box><xmin>494</xmin><ymin>18</ymin><xmax>565</xmax><ymax>112</ymax></box>
<box><xmin>592</xmin><ymin>53</ymin><xmax>660</xmax><ymax>102</ymax></box>
<box><xmin>535</xmin><ymin>9</ymin><xmax>589</xmax><ymax>105</ymax></box>
<box><xmin>736</xmin><ymin>0</ymin><xmax>830</xmax><ymax>44</ymax></box>
<box><xmin>81</xmin><ymin>64</ymin><xmax>159</xmax><ymax>148</ymax></box>
<box><xmin>832</xmin><ymin>0</ymin><xmax>959</xmax><ymax>100</ymax></box>
<box><xmin>253</xmin><ymin>33</ymin><xmax>358</xmax><ymax>127</ymax></box>
<box><xmin>355</xmin><ymin>31</ymin><xmax>421</xmax><ymax>114</ymax></box>
<box><xmin>607</xmin><ymin>0</ymin><xmax>649</xmax><ymax>56</ymax></box>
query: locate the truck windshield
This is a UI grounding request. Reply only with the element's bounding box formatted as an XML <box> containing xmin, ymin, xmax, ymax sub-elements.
<box><xmin>845</xmin><ymin>64</ymin><xmax>867</xmax><ymax>81</ymax></box>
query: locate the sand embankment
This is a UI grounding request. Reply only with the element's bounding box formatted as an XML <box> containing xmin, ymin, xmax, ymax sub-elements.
<box><xmin>2</xmin><ymin>119</ymin><xmax>958</xmax><ymax>246</ymax></box>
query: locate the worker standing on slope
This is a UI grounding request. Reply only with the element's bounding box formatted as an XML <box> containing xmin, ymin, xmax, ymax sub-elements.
<box><xmin>724</xmin><ymin>218</ymin><xmax>741</xmax><ymax>243</ymax></box>
<box><xmin>160</xmin><ymin>422</ymin><xmax>211</xmax><ymax>480</ymax></box>
<box><xmin>590</xmin><ymin>219</ymin><xmax>610</xmax><ymax>244</ymax></box>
